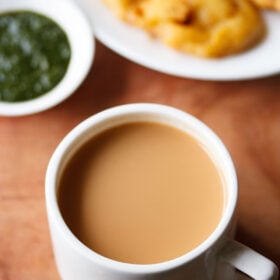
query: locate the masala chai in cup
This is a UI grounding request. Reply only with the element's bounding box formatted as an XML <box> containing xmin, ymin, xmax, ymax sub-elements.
<box><xmin>57</xmin><ymin>114</ymin><xmax>225</xmax><ymax>265</ymax></box>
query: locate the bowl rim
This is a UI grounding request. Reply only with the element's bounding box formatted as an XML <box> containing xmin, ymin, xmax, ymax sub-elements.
<box><xmin>0</xmin><ymin>0</ymin><xmax>95</xmax><ymax>116</ymax></box>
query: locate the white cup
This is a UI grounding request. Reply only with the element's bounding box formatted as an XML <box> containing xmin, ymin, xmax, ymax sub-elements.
<box><xmin>45</xmin><ymin>103</ymin><xmax>278</xmax><ymax>280</ymax></box>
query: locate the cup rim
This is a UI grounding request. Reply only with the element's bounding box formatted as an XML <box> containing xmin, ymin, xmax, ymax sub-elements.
<box><xmin>0</xmin><ymin>0</ymin><xmax>94</xmax><ymax>116</ymax></box>
<box><xmin>45</xmin><ymin>103</ymin><xmax>238</xmax><ymax>274</ymax></box>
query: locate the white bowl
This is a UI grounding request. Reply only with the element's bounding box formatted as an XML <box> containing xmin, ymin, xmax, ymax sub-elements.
<box><xmin>0</xmin><ymin>0</ymin><xmax>94</xmax><ymax>116</ymax></box>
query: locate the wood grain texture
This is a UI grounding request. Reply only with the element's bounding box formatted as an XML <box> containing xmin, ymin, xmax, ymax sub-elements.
<box><xmin>0</xmin><ymin>42</ymin><xmax>279</xmax><ymax>279</ymax></box>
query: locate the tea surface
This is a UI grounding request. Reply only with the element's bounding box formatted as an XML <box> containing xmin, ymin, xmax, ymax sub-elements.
<box><xmin>58</xmin><ymin>122</ymin><xmax>224</xmax><ymax>264</ymax></box>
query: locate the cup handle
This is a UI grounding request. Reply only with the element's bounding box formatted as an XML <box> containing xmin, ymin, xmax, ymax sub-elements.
<box><xmin>218</xmin><ymin>239</ymin><xmax>279</xmax><ymax>280</ymax></box>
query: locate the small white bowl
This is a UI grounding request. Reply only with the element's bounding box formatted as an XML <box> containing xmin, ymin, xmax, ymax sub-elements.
<box><xmin>0</xmin><ymin>0</ymin><xmax>95</xmax><ymax>116</ymax></box>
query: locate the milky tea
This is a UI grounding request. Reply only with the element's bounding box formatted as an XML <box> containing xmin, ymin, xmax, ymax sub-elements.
<box><xmin>58</xmin><ymin>122</ymin><xmax>225</xmax><ymax>265</ymax></box>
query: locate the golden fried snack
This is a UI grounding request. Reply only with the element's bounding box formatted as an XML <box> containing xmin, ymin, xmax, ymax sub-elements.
<box><xmin>155</xmin><ymin>0</ymin><xmax>266</xmax><ymax>57</ymax></box>
<box><xmin>249</xmin><ymin>0</ymin><xmax>280</xmax><ymax>10</ymax></box>
<box><xmin>103</xmin><ymin>0</ymin><xmax>266</xmax><ymax>58</ymax></box>
<box><xmin>103</xmin><ymin>0</ymin><xmax>190</xmax><ymax>27</ymax></box>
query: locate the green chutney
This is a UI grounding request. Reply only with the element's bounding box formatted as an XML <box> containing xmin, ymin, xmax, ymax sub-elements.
<box><xmin>0</xmin><ymin>11</ymin><xmax>71</xmax><ymax>102</ymax></box>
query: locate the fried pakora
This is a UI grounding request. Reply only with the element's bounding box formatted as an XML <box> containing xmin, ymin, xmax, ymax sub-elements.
<box><xmin>103</xmin><ymin>0</ymin><xmax>266</xmax><ymax>58</ymax></box>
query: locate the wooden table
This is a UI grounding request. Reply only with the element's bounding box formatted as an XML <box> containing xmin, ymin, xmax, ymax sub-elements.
<box><xmin>0</xmin><ymin>42</ymin><xmax>279</xmax><ymax>279</ymax></box>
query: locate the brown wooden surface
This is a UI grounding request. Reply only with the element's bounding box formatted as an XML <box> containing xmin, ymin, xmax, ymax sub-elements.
<box><xmin>0</xmin><ymin>42</ymin><xmax>280</xmax><ymax>279</ymax></box>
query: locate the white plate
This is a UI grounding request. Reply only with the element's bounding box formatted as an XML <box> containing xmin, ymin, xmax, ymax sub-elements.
<box><xmin>76</xmin><ymin>0</ymin><xmax>280</xmax><ymax>81</ymax></box>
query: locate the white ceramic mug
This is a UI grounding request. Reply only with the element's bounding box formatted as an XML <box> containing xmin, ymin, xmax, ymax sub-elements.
<box><xmin>45</xmin><ymin>103</ymin><xmax>278</xmax><ymax>280</ymax></box>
